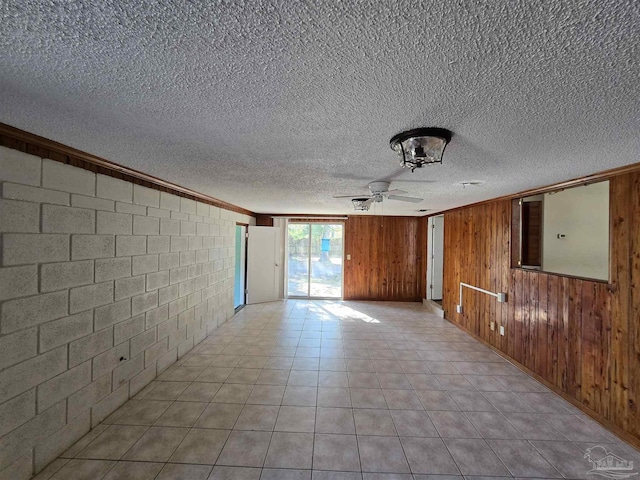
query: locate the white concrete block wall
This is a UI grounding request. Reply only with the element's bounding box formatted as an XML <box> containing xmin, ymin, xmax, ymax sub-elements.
<box><xmin>0</xmin><ymin>146</ymin><xmax>253</xmax><ymax>478</ymax></box>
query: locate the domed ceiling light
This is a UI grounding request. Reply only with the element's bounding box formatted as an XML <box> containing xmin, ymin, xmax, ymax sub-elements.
<box><xmin>390</xmin><ymin>127</ymin><xmax>452</xmax><ymax>172</ymax></box>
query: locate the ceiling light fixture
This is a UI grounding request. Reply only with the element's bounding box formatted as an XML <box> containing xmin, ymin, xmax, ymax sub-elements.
<box><xmin>390</xmin><ymin>127</ymin><xmax>452</xmax><ymax>172</ymax></box>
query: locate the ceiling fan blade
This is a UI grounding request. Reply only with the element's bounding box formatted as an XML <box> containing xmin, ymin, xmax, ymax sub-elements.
<box><xmin>391</xmin><ymin>179</ymin><xmax>437</xmax><ymax>183</ymax></box>
<box><xmin>383</xmin><ymin>189</ymin><xmax>408</xmax><ymax>195</ymax></box>
<box><xmin>387</xmin><ymin>195</ymin><xmax>423</xmax><ymax>203</ymax></box>
<box><xmin>333</xmin><ymin>194</ymin><xmax>370</xmax><ymax>199</ymax></box>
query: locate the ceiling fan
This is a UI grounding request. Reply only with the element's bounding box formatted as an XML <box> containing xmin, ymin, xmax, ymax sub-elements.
<box><xmin>333</xmin><ymin>181</ymin><xmax>423</xmax><ymax>211</ymax></box>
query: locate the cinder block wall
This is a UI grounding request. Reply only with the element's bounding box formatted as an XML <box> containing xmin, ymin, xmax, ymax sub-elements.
<box><xmin>0</xmin><ymin>146</ymin><xmax>254</xmax><ymax>477</ymax></box>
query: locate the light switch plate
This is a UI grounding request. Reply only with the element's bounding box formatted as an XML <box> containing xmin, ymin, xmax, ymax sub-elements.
<box><xmin>490</xmin><ymin>321</ymin><xmax>495</xmax><ymax>331</ymax></box>
<box><xmin>499</xmin><ymin>325</ymin><xmax>505</xmax><ymax>336</ymax></box>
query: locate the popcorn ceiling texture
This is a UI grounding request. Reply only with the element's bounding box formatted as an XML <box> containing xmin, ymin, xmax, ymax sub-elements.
<box><xmin>0</xmin><ymin>146</ymin><xmax>254</xmax><ymax>478</ymax></box>
<box><xmin>0</xmin><ymin>0</ymin><xmax>639</xmax><ymax>215</ymax></box>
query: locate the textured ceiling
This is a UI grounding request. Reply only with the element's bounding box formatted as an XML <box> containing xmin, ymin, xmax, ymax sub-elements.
<box><xmin>1</xmin><ymin>0</ymin><xmax>639</xmax><ymax>216</ymax></box>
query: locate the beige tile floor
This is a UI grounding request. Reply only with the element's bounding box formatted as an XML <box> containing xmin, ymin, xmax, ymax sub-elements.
<box><xmin>36</xmin><ymin>300</ymin><xmax>640</xmax><ymax>480</ymax></box>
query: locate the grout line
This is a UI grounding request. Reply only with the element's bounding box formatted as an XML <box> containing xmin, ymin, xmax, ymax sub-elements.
<box><xmin>56</xmin><ymin>300</ymin><xmax>638</xmax><ymax>478</ymax></box>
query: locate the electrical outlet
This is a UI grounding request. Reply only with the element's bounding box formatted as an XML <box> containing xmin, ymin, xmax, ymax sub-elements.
<box><xmin>456</xmin><ymin>305</ymin><xmax>463</xmax><ymax>314</ymax></box>
<box><xmin>499</xmin><ymin>325</ymin><xmax>505</xmax><ymax>336</ymax></box>
<box><xmin>490</xmin><ymin>321</ymin><xmax>495</xmax><ymax>331</ymax></box>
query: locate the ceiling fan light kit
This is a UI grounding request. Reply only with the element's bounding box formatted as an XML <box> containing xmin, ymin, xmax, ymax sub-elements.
<box><xmin>336</xmin><ymin>181</ymin><xmax>424</xmax><ymax>211</ymax></box>
<box><xmin>352</xmin><ymin>197</ymin><xmax>373</xmax><ymax>211</ymax></box>
<box><xmin>389</xmin><ymin>127</ymin><xmax>452</xmax><ymax>172</ymax></box>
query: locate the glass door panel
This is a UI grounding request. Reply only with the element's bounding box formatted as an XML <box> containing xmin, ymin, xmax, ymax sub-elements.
<box><xmin>287</xmin><ymin>223</ymin><xmax>310</xmax><ymax>296</ymax></box>
<box><xmin>309</xmin><ymin>224</ymin><xmax>343</xmax><ymax>298</ymax></box>
<box><xmin>287</xmin><ymin>222</ymin><xmax>343</xmax><ymax>298</ymax></box>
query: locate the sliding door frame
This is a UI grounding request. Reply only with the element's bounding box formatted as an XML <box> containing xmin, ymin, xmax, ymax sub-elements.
<box><xmin>285</xmin><ymin>220</ymin><xmax>345</xmax><ymax>300</ymax></box>
<box><xmin>234</xmin><ymin>223</ymin><xmax>248</xmax><ymax>311</ymax></box>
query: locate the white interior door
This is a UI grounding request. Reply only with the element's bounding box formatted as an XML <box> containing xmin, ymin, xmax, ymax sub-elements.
<box><xmin>247</xmin><ymin>226</ymin><xmax>281</xmax><ymax>304</ymax></box>
<box><xmin>430</xmin><ymin>215</ymin><xmax>444</xmax><ymax>300</ymax></box>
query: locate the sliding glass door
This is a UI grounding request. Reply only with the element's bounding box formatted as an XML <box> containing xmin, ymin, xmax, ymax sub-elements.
<box><xmin>287</xmin><ymin>223</ymin><xmax>343</xmax><ymax>298</ymax></box>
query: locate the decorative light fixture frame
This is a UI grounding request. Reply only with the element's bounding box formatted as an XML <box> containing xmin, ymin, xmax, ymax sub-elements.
<box><xmin>389</xmin><ymin>127</ymin><xmax>452</xmax><ymax>172</ymax></box>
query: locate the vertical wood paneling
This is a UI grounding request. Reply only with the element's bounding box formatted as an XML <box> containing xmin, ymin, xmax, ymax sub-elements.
<box><xmin>609</xmin><ymin>175</ymin><xmax>631</xmax><ymax>431</ymax></box>
<box><xmin>537</xmin><ymin>273</ymin><xmax>548</xmax><ymax>376</ymax></box>
<box><xmin>596</xmin><ymin>282</ymin><xmax>611</xmax><ymax>418</ymax></box>
<box><xmin>442</xmin><ymin>172</ymin><xmax>640</xmax><ymax>444</ymax></box>
<box><xmin>568</xmin><ymin>279</ymin><xmax>583</xmax><ymax>400</ymax></box>
<box><xmin>528</xmin><ymin>271</ymin><xmax>538</xmax><ymax>372</ymax></box>
<box><xmin>629</xmin><ymin>172</ymin><xmax>640</xmax><ymax>434</ymax></box>
<box><xmin>581</xmin><ymin>281</ymin><xmax>596</xmax><ymax>409</ymax></box>
<box><xmin>514</xmin><ymin>268</ymin><xmax>524</xmax><ymax>364</ymax></box>
<box><xmin>500</xmin><ymin>203</ymin><xmax>510</xmax><ymax>352</ymax></box>
<box><xmin>558</xmin><ymin>277</ymin><xmax>570</xmax><ymax>392</ymax></box>
<box><xmin>344</xmin><ymin>216</ymin><xmax>424</xmax><ymax>301</ymax></box>
<box><xmin>489</xmin><ymin>203</ymin><xmax>497</xmax><ymax>347</ymax></box>
<box><xmin>547</xmin><ymin>275</ymin><xmax>559</xmax><ymax>383</ymax></box>
<box><xmin>521</xmin><ymin>271</ymin><xmax>531</xmax><ymax>368</ymax></box>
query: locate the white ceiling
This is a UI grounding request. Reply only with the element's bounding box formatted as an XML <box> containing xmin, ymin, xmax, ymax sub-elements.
<box><xmin>1</xmin><ymin>0</ymin><xmax>639</xmax><ymax>216</ymax></box>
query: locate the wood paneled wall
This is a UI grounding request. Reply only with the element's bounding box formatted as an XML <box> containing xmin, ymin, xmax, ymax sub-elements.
<box><xmin>441</xmin><ymin>171</ymin><xmax>640</xmax><ymax>444</ymax></box>
<box><xmin>344</xmin><ymin>216</ymin><xmax>427</xmax><ymax>301</ymax></box>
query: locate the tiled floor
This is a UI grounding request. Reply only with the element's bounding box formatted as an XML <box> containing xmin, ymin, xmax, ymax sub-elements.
<box><xmin>37</xmin><ymin>300</ymin><xmax>640</xmax><ymax>480</ymax></box>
